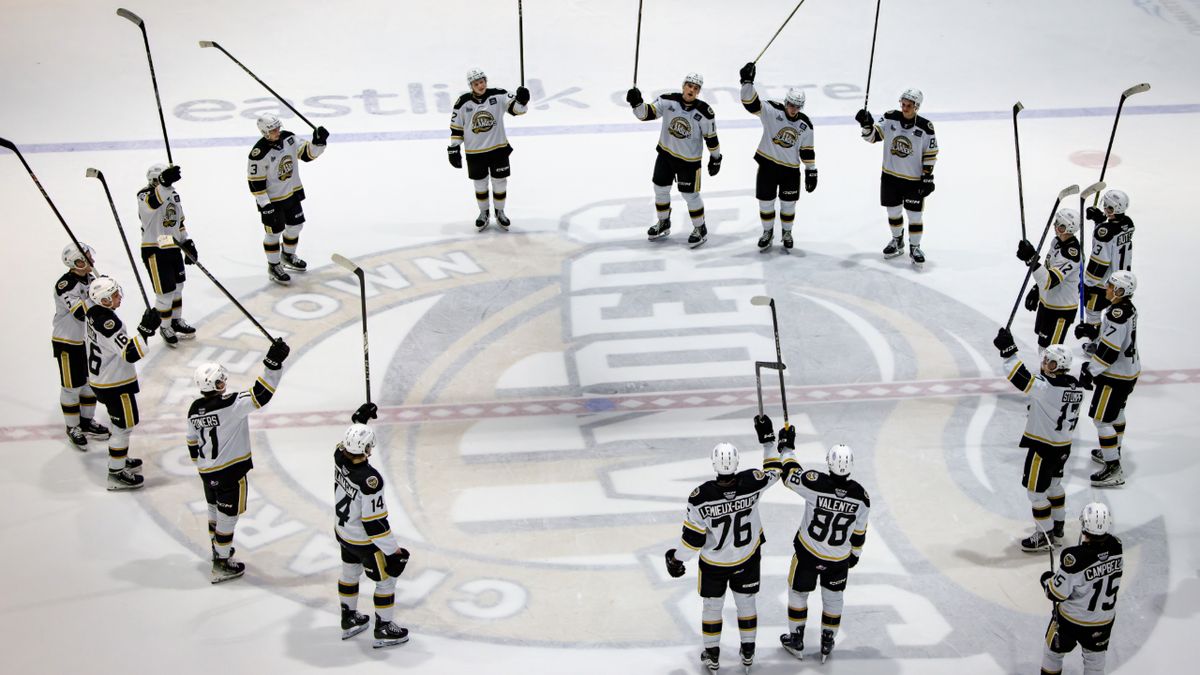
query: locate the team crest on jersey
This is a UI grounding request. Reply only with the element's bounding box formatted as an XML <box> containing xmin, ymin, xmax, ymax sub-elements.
<box><xmin>366</xmin><ymin>476</ymin><xmax>379</xmax><ymax>489</ymax></box>
<box><xmin>1068</xmin><ymin>247</ymin><xmax>1078</xmax><ymax>257</ymax></box>
<box><xmin>57</xmin><ymin>280</ymin><xmax>68</xmax><ymax>290</ymax></box>
<box><xmin>276</xmin><ymin>155</ymin><xmax>295</xmax><ymax>182</ymax></box>
<box><xmin>1098</xmin><ymin>552</ymin><xmax>1109</xmax><ymax>561</ymax></box>
<box><xmin>1097</xmin><ymin>227</ymin><xmax>1108</xmax><ymax>238</ymax></box>
<box><xmin>805</xmin><ymin>471</ymin><xmax>818</xmax><ymax>481</ymax></box>
<box><xmin>890</xmin><ymin>136</ymin><xmax>913</xmax><ymax>158</ymax></box>
<box><xmin>104</xmin><ymin>320</ymin><xmax>115</xmax><ymax>330</ymax></box>
<box><xmin>772</xmin><ymin>128</ymin><xmax>798</xmax><ymax>149</ymax></box>
<box><xmin>724</xmin><ymin>491</ymin><xmax>737</xmax><ymax>500</ymax></box>
<box><xmin>668</xmin><ymin>116</ymin><xmax>693</xmax><ymax>139</ymax></box>
<box><xmin>835</xmin><ymin>488</ymin><xmax>847</xmax><ymax>498</ymax></box>
<box><xmin>471</xmin><ymin>110</ymin><xmax>497</xmax><ymax>134</ymax></box>
<box><xmin>1064</xmin><ymin>553</ymin><xmax>1076</xmax><ymax>567</ymax></box>
<box><xmin>251</xmin><ymin>148</ymin><xmax>262</xmax><ymax>158</ymax></box>
<box><xmin>1112</xmin><ymin>308</ymin><xmax>1123</xmax><ymax>319</ymax></box>
<box><xmin>752</xmin><ymin>469</ymin><xmax>765</xmax><ymax>480</ymax></box>
<box><xmin>164</xmin><ymin>202</ymin><xmax>179</xmax><ymax>229</ymax></box>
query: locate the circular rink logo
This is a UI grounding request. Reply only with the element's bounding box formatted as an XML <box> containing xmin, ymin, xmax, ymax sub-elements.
<box><xmin>133</xmin><ymin>192</ymin><xmax>1165</xmax><ymax>663</ymax></box>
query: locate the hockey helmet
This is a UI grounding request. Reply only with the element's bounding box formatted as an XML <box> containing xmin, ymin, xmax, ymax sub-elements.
<box><xmin>1108</xmin><ymin>270</ymin><xmax>1136</xmax><ymax>298</ymax></box>
<box><xmin>900</xmin><ymin>88</ymin><xmax>923</xmax><ymax>109</ymax></box>
<box><xmin>193</xmin><ymin>362</ymin><xmax>229</xmax><ymax>393</ymax></box>
<box><xmin>827</xmin><ymin>444</ymin><xmax>854</xmax><ymax>477</ymax></box>
<box><xmin>784</xmin><ymin>88</ymin><xmax>806</xmax><ymax>110</ymax></box>
<box><xmin>1080</xmin><ymin>502</ymin><xmax>1111</xmax><ymax>536</ymax></box>
<box><xmin>62</xmin><ymin>242</ymin><xmax>94</xmax><ymax>270</ymax></box>
<box><xmin>1042</xmin><ymin>345</ymin><xmax>1074</xmax><ymax>374</ymax></box>
<box><xmin>342</xmin><ymin>423</ymin><xmax>376</xmax><ymax>456</ymax></box>
<box><xmin>256</xmin><ymin>113</ymin><xmax>282</xmax><ymax>137</ymax></box>
<box><xmin>1101</xmin><ymin>189</ymin><xmax>1129</xmax><ymax>215</ymax></box>
<box><xmin>711</xmin><ymin>442</ymin><xmax>739</xmax><ymax>476</ymax></box>
<box><xmin>466</xmin><ymin>67</ymin><xmax>487</xmax><ymax>84</ymax></box>
<box><xmin>1054</xmin><ymin>208</ymin><xmax>1080</xmax><ymax>235</ymax></box>
<box><xmin>146</xmin><ymin>162</ymin><xmax>168</xmax><ymax>184</ymax></box>
<box><xmin>683</xmin><ymin>72</ymin><xmax>704</xmax><ymax>88</ymax></box>
<box><xmin>88</xmin><ymin>276</ymin><xmax>121</xmax><ymax>306</ymax></box>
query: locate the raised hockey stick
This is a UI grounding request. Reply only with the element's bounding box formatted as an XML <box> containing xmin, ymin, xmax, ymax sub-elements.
<box><xmin>753</xmin><ymin>0</ymin><xmax>809</xmax><ymax>64</ymax></box>
<box><xmin>632</xmin><ymin>0</ymin><xmax>644</xmax><ymax>87</ymax></box>
<box><xmin>0</xmin><ymin>137</ymin><xmax>94</xmax><ymax>274</ymax></box>
<box><xmin>332</xmin><ymin>253</ymin><xmax>372</xmax><ymax>404</ymax></box>
<box><xmin>1078</xmin><ymin>181</ymin><xmax>1106</xmax><ymax>320</ymax></box>
<box><xmin>1013</xmin><ymin>101</ymin><xmax>1027</xmax><ymax>241</ymax></box>
<box><xmin>198</xmin><ymin>41</ymin><xmax>317</xmax><ymax>130</ymax></box>
<box><xmin>751</xmin><ymin>295</ymin><xmax>789</xmax><ymax>426</ymax></box>
<box><xmin>518</xmin><ymin>0</ymin><xmax>525</xmax><ymax>87</ymax></box>
<box><xmin>1005</xmin><ymin>184</ymin><xmax>1080</xmax><ymax>330</ymax></box>
<box><xmin>754</xmin><ymin>360</ymin><xmax>785</xmax><ymax>417</ymax></box>
<box><xmin>175</xmin><ymin>240</ymin><xmax>275</xmax><ymax>341</ymax></box>
<box><xmin>85</xmin><ymin>168</ymin><xmax>150</xmax><ymax>308</ymax></box>
<box><xmin>863</xmin><ymin>0</ymin><xmax>883</xmax><ymax>109</ymax></box>
<box><xmin>117</xmin><ymin>8</ymin><xmax>173</xmax><ymax>164</ymax></box>
<box><xmin>1093</xmin><ymin>83</ymin><xmax>1150</xmax><ymax>206</ymax></box>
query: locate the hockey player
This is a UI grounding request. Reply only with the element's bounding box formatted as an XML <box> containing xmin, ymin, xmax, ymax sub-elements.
<box><xmin>446</xmin><ymin>68</ymin><xmax>529</xmax><ymax>232</ymax></box>
<box><xmin>776</xmin><ymin>432</ymin><xmax>871</xmax><ymax>663</ymax></box>
<box><xmin>1039</xmin><ymin>502</ymin><xmax>1123</xmax><ymax>675</ymax></box>
<box><xmin>186</xmin><ymin>338</ymin><xmax>290</xmax><ymax>583</ymax></box>
<box><xmin>51</xmin><ymin>243</ymin><xmax>110</xmax><ymax>448</ymax></box>
<box><xmin>85</xmin><ymin>277</ymin><xmax>161</xmax><ymax>490</ymax></box>
<box><xmin>738</xmin><ymin>62</ymin><xmax>817</xmax><ymax>253</ymax></box>
<box><xmin>1017</xmin><ymin>209</ymin><xmax>1083</xmax><ymax>352</ymax></box>
<box><xmin>855</xmin><ymin>89</ymin><xmax>938</xmax><ymax>266</ymax></box>
<box><xmin>627</xmin><ymin>73</ymin><xmax>722</xmax><ymax>248</ymax></box>
<box><xmin>1080</xmin><ymin>270</ymin><xmax>1139</xmax><ymax>488</ymax></box>
<box><xmin>138</xmin><ymin>163</ymin><xmax>197</xmax><ymax>347</ymax></box>
<box><xmin>247</xmin><ymin>113</ymin><xmax>329</xmax><ymax>285</ymax></box>
<box><xmin>335</xmin><ymin>416</ymin><xmax>410</xmax><ymax>649</ymax></box>
<box><xmin>664</xmin><ymin>416</ymin><xmax>786</xmax><ymax>672</ymax></box>
<box><xmin>1076</xmin><ymin>190</ymin><xmax>1134</xmax><ymax>341</ymax></box>
<box><xmin>992</xmin><ymin>328</ymin><xmax>1083</xmax><ymax>551</ymax></box>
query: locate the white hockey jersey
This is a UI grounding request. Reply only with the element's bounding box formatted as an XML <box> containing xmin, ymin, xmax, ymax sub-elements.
<box><xmin>634</xmin><ymin>93</ymin><xmax>719</xmax><ymax>164</ymax></box>
<box><xmin>782</xmin><ymin>463</ymin><xmax>871</xmax><ymax>562</ymax></box>
<box><xmin>84</xmin><ymin>305</ymin><xmax>147</xmax><ymax>391</ymax></box>
<box><xmin>247</xmin><ymin>131</ymin><xmax>324</xmax><ymax>208</ymax></box>
<box><xmin>449</xmin><ymin>88</ymin><xmax>527</xmax><ymax>154</ymax></box>
<box><xmin>863</xmin><ymin>110</ymin><xmax>937</xmax><ymax>180</ymax></box>
<box><xmin>334</xmin><ymin>449</ymin><xmax>400</xmax><ymax>555</ymax></box>
<box><xmin>1084</xmin><ymin>215</ymin><xmax>1134</xmax><ymax>289</ymax></box>
<box><xmin>1043</xmin><ymin>535</ymin><xmax>1123</xmax><ymax>627</ymax></box>
<box><xmin>1034</xmin><ymin>236</ymin><xmax>1082</xmax><ymax>311</ymax></box>
<box><xmin>677</xmin><ymin>445</ymin><xmax>783</xmax><ymax>567</ymax></box>
<box><xmin>137</xmin><ymin>183</ymin><xmax>187</xmax><ymax>250</ymax></box>
<box><xmin>740</xmin><ymin>83</ymin><xmax>815</xmax><ymax>170</ymax></box>
<box><xmin>52</xmin><ymin>272</ymin><xmax>92</xmax><ymax>345</ymax></box>
<box><xmin>1002</xmin><ymin>350</ymin><xmax>1083</xmax><ymax>449</ymax></box>
<box><xmin>186</xmin><ymin>365</ymin><xmax>282</xmax><ymax>479</ymax></box>
<box><xmin>1091</xmin><ymin>301</ymin><xmax>1140</xmax><ymax>380</ymax></box>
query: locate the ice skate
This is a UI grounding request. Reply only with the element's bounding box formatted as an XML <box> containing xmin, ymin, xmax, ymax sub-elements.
<box><xmin>820</xmin><ymin>629</ymin><xmax>835</xmax><ymax>663</ymax></box>
<box><xmin>909</xmin><ymin>244</ymin><xmax>926</xmax><ymax>268</ymax></box>
<box><xmin>1020</xmin><ymin>529</ymin><xmax>1059</xmax><ymax>552</ymax></box>
<box><xmin>739</xmin><ymin>643</ymin><xmax>754</xmax><ymax>673</ymax></box>
<box><xmin>372</xmin><ymin>617</ymin><xmax>410</xmax><ymax>649</ymax></box>
<box><xmin>211</xmin><ymin>555</ymin><xmax>245</xmax><ymax>584</ymax></box>
<box><xmin>170</xmin><ymin>318</ymin><xmax>197</xmax><ymax>339</ymax></box>
<box><xmin>780</xmin><ymin>630</ymin><xmax>804</xmax><ymax>660</ymax></box>
<box><xmin>647</xmin><ymin>218</ymin><xmax>671</xmax><ymax>241</ymax></box>
<box><xmin>66</xmin><ymin>426</ymin><xmax>88</xmax><ymax>449</ymax></box>
<box><xmin>883</xmin><ymin>236</ymin><xmax>905</xmax><ymax>258</ymax></box>
<box><xmin>781</xmin><ymin>229</ymin><xmax>794</xmax><ymax>254</ymax></box>
<box><xmin>700</xmin><ymin>646</ymin><xmax>720</xmax><ymax>671</ymax></box>
<box><xmin>79</xmin><ymin>418</ymin><xmax>111</xmax><ymax>440</ymax></box>
<box><xmin>281</xmin><ymin>252</ymin><xmax>308</xmax><ymax>272</ymax></box>
<box><xmin>1091</xmin><ymin>461</ymin><xmax>1125</xmax><ymax>487</ymax></box>
<box><xmin>1091</xmin><ymin>448</ymin><xmax>1118</xmax><ymax>465</ymax></box>
<box><xmin>475</xmin><ymin>210</ymin><xmax>491</xmax><ymax>232</ymax></box>
<box><xmin>124</xmin><ymin>457</ymin><xmax>143</xmax><ymax>475</ymax></box>
<box><xmin>160</xmin><ymin>323</ymin><xmax>179</xmax><ymax>348</ymax></box>
<box><xmin>107</xmin><ymin>467</ymin><xmax>144</xmax><ymax>491</ymax></box>
<box><xmin>268</xmin><ymin>263</ymin><xmax>292</xmax><ymax>286</ymax></box>
<box><xmin>495</xmin><ymin>209</ymin><xmax>510</xmax><ymax>231</ymax></box>
<box><xmin>757</xmin><ymin>229</ymin><xmax>773</xmax><ymax>251</ymax></box>
<box><xmin>688</xmin><ymin>224</ymin><xmax>708</xmax><ymax>249</ymax></box>
<box><xmin>340</xmin><ymin>605</ymin><xmax>370</xmax><ymax>640</ymax></box>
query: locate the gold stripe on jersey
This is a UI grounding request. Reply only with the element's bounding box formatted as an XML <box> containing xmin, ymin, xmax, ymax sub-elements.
<box><xmin>1007</xmin><ymin>361</ymin><xmax>1035</xmax><ymax>394</ymax></box>
<box><xmin>797</xmin><ymin>533</ymin><xmax>851</xmax><ymax>562</ymax></box>
<box><xmin>91</xmin><ymin>375</ymin><xmax>138</xmax><ymax>389</ymax></box>
<box><xmin>882</xmin><ymin>166</ymin><xmax>923</xmax><ymax>180</ymax></box>
<box><xmin>755</xmin><ymin>149</ymin><xmax>799</xmax><ymax>169</ymax></box>
<box><xmin>656</xmin><ymin>143</ymin><xmax>702</xmax><ymax>163</ymax></box>
<box><xmin>699</xmin><ymin>538</ymin><xmax>762</xmax><ymax>567</ymax></box>
<box><xmin>198</xmin><ymin>451</ymin><xmax>253</xmax><ymax>474</ymax></box>
<box><xmin>339</xmin><ymin>533</ymin><xmax>372</xmax><ymax>546</ymax></box>
<box><xmin>363</xmin><ymin>510</ymin><xmax>389</xmax><ymax>522</ymax></box>
<box><xmin>1059</xmin><ymin>608</ymin><xmax>1115</xmax><ymax>627</ymax></box>
<box><xmin>1040</xmin><ymin>300</ymin><xmax>1078</xmax><ymax>311</ymax></box>
<box><xmin>52</xmin><ymin>337</ymin><xmax>84</xmax><ymax>346</ymax></box>
<box><xmin>1023</xmin><ymin>432</ymin><xmax>1072</xmax><ymax>447</ymax></box>
<box><xmin>465</xmin><ymin>142</ymin><xmax>509</xmax><ymax>155</ymax></box>
<box><xmin>268</xmin><ymin>186</ymin><xmax>302</xmax><ymax>203</ymax></box>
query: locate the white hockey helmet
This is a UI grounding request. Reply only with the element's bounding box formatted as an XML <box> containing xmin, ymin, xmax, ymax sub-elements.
<box><xmin>466</xmin><ymin>67</ymin><xmax>487</xmax><ymax>84</ymax></box>
<box><xmin>1101</xmin><ymin>189</ymin><xmax>1129</xmax><ymax>215</ymax></box>
<box><xmin>342</xmin><ymin>423</ymin><xmax>376</xmax><ymax>456</ymax></box>
<box><xmin>1042</xmin><ymin>344</ymin><xmax>1074</xmax><ymax>374</ymax></box>
<box><xmin>256</xmin><ymin>113</ymin><xmax>282</xmax><ymax>137</ymax></box>
<box><xmin>683</xmin><ymin>72</ymin><xmax>704</xmax><ymax>88</ymax></box>
<box><xmin>146</xmin><ymin>162</ymin><xmax>168</xmax><ymax>184</ymax></box>
<box><xmin>193</xmin><ymin>362</ymin><xmax>229</xmax><ymax>393</ymax></box>
<box><xmin>900</xmin><ymin>88</ymin><xmax>923</xmax><ymax>109</ymax></box>
<box><xmin>711</xmin><ymin>442</ymin><xmax>739</xmax><ymax>476</ymax></box>
<box><xmin>1080</xmin><ymin>502</ymin><xmax>1111</xmax><ymax>536</ymax></box>
<box><xmin>784</xmin><ymin>88</ymin><xmax>806</xmax><ymax>109</ymax></box>
<box><xmin>1054</xmin><ymin>208</ymin><xmax>1080</xmax><ymax>235</ymax></box>
<box><xmin>88</xmin><ymin>276</ymin><xmax>121</xmax><ymax>306</ymax></box>
<box><xmin>62</xmin><ymin>242</ymin><xmax>94</xmax><ymax>269</ymax></box>
<box><xmin>1108</xmin><ymin>270</ymin><xmax>1136</xmax><ymax>298</ymax></box>
<box><xmin>827</xmin><ymin>444</ymin><xmax>854</xmax><ymax>477</ymax></box>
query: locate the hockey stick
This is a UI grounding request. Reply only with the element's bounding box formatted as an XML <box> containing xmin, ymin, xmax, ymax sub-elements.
<box><xmin>518</xmin><ymin>0</ymin><xmax>525</xmax><ymax>87</ymax></box>
<box><xmin>1013</xmin><ymin>101</ymin><xmax>1027</xmax><ymax>241</ymax></box>
<box><xmin>175</xmin><ymin>241</ymin><xmax>275</xmax><ymax>341</ymax></box>
<box><xmin>751</xmin><ymin>296</ymin><xmax>789</xmax><ymax>426</ymax></box>
<box><xmin>1005</xmin><ymin>184</ymin><xmax>1080</xmax><ymax>331</ymax></box>
<box><xmin>1093</xmin><ymin>83</ymin><xmax>1150</xmax><ymax>206</ymax></box>
<box><xmin>1034</xmin><ymin>521</ymin><xmax>1060</xmax><ymax>616</ymax></box>
<box><xmin>332</xmin><ymin>253</ymin><xmax>372</xmax><ymax>404</ymax></box>
<box><xmin>1078</xmin><ymin>181</ymin><xmax>1106</xmax><ymax>320</ymax></box>
<box><xmin>863</xmin><ymin>0</ymin><xmax>883</xmax><ymax>109</ymax></box>
<box><xmin>0</xmin><ymin>137</ymin><xmax>93</xmax><ymax>274</ymax></box>
<box><xmin>753</xmin><ymin>0</ymin><xmax>809</xmax><ymax>64</ymax></box>
<box><xmin>632</xmin><ymin>0</ymin><xmax>643</xmax><ymax>87</ymax></box>
<box><xmin>754</xmin><ymin>360</ymin><xmax>785</xmax><ymax>417</ymax></box>
<box><xmin>198</xmin><ymin>41</ymin><xmax>317</xmax><ymax>130</ymax></box>
<box><xmin>117</xmin><ymin>8</ymin><xmax>172</xmax><ymax>164</ymax></box>
<box><xmin>85</xmin><ymin>168</ymin><xmax>150</xmax><ymax>308</ymax></box>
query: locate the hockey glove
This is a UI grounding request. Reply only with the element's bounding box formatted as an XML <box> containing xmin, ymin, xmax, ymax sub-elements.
<box><xmin>137</xmin><ymin>308</ymin><xmax>162</xmax><ymax>338</ymax></box>
<box><xmin>707</xmin><ymin>154</ymin><xmax>722</xmax><ymax>177</ymax></box>
<box><xmin>514</xmin><ymin>86</ymin><xmax>530</xmax><ymax>105</ymax></box>
<box><xmin>312</xmin><ymin>126</ymin><xmax>330</xmax><ymax>146</ymax></box>
<box><xmin>626</xmin><ymin>87</ymin><xmax>643</xmax><ymax>108</ymax></box>
<box><xmin>754</xmin><ymin>414</ymin><xmax>775</xmax><ymax>444</ymax></box>
<box><xmin>159</xmin><ymin>165</ymin><xmax>182</xmax><ymax>186</ymax></box>
<box><xmin>180</xmin><ymin>238</ymin><xmax>199</xmax><ymax>265</ymax></box>
<box><xmin>263</xmin><ymin>338</ymin><xmax>291</xmax><ymax>370</ymax></box>
<box><xmin>1074</xmin><ymin>323</ymin><xmax>1099</xmax><ymax>341</ymax></box>
<box><xmin>921</xmin><ymin>171</ymin><xmax>936</xmax><ymax>196</ymax></box>
<box><xmin>847</xmin><ymin>554</ymin><xmax>860</xmax><ymax>569</ymax></box>
<box><xmin>805</xmin><ymin>168</ymin><xmax>818</xmax><ymax>193</ymax></box>
<box><xmin>384</xmin><ymin>548</ymin><xmax>410</xmax><ymax>577</ymax></box>
<box><xmin>664</xmin><ymin>549</ymin><xmax>686</xmax><ymax>578</ymax></box>
<box><xmin>1078</xmin><ymin>362</ymin><xmax>1094</xmax><ymax>390</ymax></box>
<box><xmin>1085</xmin><ymin>206</ymin><xmax>1105</xmax><ymax>225</ymax></box>
<box><xmin>739</xmin><ymin>62</ymin><xmax>756</xmax><ymax>84</ymax></box>
<box><xmin>777</xmin><ymin>424</ymin><xmax>796</xmax><ymax>452</ymax></box>
<box><xmin>854</xmin><ymin>108</ymin><xmax>873</xmax><ymax>128</ymax></box>
<box><xmin>992</xmin><ymin>327</ymin><xmax>1017</xmax><ymax>358</ymax></box>
<box><xmin>1016</xmin><ymin>239</ymin><xmax>1038</xmax><ymax>264</ymax></box>
<box><xmin>1024</xmin><ymin>286</ymin><xmax>1039</xmax><ymax>312</ymax></box>
<box><xmin>447</xmin><ymin>145</ymin><xmax>463</xmax><ymax>169</ymax></box>
<box><xmin>352</xmin><ymin>402</ymin><xmax>379</xmax><ymax>424</ymax></box>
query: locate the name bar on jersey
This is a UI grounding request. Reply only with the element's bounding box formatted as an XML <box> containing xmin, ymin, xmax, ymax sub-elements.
<box><xmin>816</xmin><ymin>495</ymin><xmax>860</xmax><ymax>513</ymax></box>
<box><xmin>699</xmin><ymin>493</ymin><xmax>760</xmax><ymax>519</ymax></box>
<box><xmin>335</xmin><ymin>469</ymin><xmax>360</xmax><ymax>499</ymax></box>
<box><xmin>1084</xmin><ymin>557</ymin><xmax>1123</xmax><ymax>581</ymax></box>
<box><xmin>191</xmin><ymin>413</ymin><xmax>220</xmax><ymax>430</ymax></box>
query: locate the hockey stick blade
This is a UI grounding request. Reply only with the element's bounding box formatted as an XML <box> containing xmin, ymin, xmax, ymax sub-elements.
<box><xmin>116</xmin><ymin>8</ymin><xmax>143</xmax><ymax>26</ymax></box>
<box><xmin>1122</xmin><ymin>83</ymin><xmax>1151</xmax><ymax>98</ymax></box>
<box><xmin>331</xmin><ymin>253</ymin><xmax>362</xmax><ymax>275</ymax></box>
<box><xmin>0</xmin><ymin>137</ymin><xmax>17</xmax><ymax>153</ymax></box>
<box><xmin>1013</xmin><ymin>101</ymin><xmax>1024</xmax><ymax>114</ymax></box>
<box><xmin>1057</xmin><ymin>184</ymin><xmax>1080</xmax><ymax>201</ymax></box>
<box><xmin>198</xmin><ymin>40</ymin><xmax>217</xmax><ymax>48</ymax></box>
<box><xmin>85</xmin><ymin>168</ymin><xmax>101</xmax><ymax>179</ymax></box>
<box><xmin>1081</xmin><ymin>181</ymin><xmax>1106</xmax><ymax>201</ymax></box>
<box><xmin>750</xmin><ymin>295</ymin><xmax>774</xmax><ymax>306</ymax></box>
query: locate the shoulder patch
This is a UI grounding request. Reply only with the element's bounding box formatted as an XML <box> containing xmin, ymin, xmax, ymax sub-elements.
<box><xmin>805</xmin><ymin>471</ymin><xmax>818</xmax><ymax>481</ymax></box>
<box><xmin>699</xmin><ymin>102</ymin><xmax>715</xmax><ymax>119</ymax></box>
<box><xmin>796</xmin><ymin>112</ymin><xmax>813</xmax><ymax>127</ymax></box>
<box><xmin>1063</xmin><ymin>553</ymin><xmax>1076</xmax><ymax>568</ymax></box>
<box><xmin>251</xmin><ymin>147</ymin><xmax>261</xmax><ymax>158</ymax></box>
<box><xmin>1111</xmin><ymin>307</ymin><xmax>1123</xmax><ymax>319</ymax></box>
<box><xmin>1068</xmin><ymin>247</ymin><xmax>1079</xmax><ymax>258</ymax></box>
<box><xmin>366</xmin><ymin>475</ymin><xmax>379</xmax><ymax>489</ymax></box>
<box><xmin>752</xmin><ymin>469</ymin><xmax>765</xmax><ymax>480</ymax></box>
<box><xmin>689</xmin><ymin>487</ymin><xmax>700</xmax><ymax>498</ymax></box>
<box><xmin>104</xmin><ymin>319</ymin><xmax>116</xmax><ymax>330</ymax></box>
<box><xmin>57</xmin><ymin>280</ymin><xmax>68</xmax><ymax>290</ymax></box>
<box><xmin>1096</xmin><ymin>226</ymin><xmax>1108</xmax><ymax>239</ymax></box>
<box><xmin>453</xmin><ymin>92</ymin><xmax>473</xmax><ymax>109</ymax></box>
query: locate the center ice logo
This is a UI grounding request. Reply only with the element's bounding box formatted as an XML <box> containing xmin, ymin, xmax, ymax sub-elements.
<box><xmin>668</xmin><ymin>116</ymin><xmax>693</xmax><ymax>139</ymax></box>
<box><xmin>772</xmin><ymin>127</ymin><xmax>798</xmax><ymax>149</ymax></box>
<box><xmin>471</xmin><ymin>110</ymin><xmax>496</xmax><ymax>134</ymax></box>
